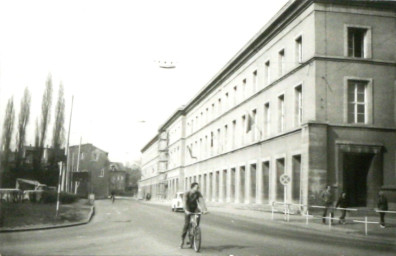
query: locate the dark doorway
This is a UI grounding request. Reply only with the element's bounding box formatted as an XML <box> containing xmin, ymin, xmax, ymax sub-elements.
<box><xmin>343</xmin><ymin>153</ymin><xmax>374</xmax><ymax>207</ymax></box>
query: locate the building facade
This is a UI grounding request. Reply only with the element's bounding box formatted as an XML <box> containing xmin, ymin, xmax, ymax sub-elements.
<box><xmin>109</xmin><ymin>162</ymin><xmax>127</xmax><ymax>193</ymax></box>
<box><xmin>140</xmin><ymin>0</ymin><xmax>396</xmax><ymax>208</ymax></box>
<box><xmin>69</xmin><ymin>143</ymin><xmax>110</xmax><ymax>199</ymax></box>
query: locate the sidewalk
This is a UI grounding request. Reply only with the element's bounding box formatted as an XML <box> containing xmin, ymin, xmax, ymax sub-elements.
<box><xmin>142</xmin><ymin>199</ymin><xmax>396</xmax><ymax>245</ymax></box>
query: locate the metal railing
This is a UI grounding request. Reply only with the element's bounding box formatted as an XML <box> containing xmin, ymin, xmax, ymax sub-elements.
<box><xmin>270</xmin><ymin>201</ymin><xmax>395</xmax><ymax>236</ymax></box>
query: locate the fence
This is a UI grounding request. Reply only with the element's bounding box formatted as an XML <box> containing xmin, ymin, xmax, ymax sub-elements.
<box><xmin>270</xmin><ymin>201</ymin><xmax>396</xmax><ymax>236</ymax></box>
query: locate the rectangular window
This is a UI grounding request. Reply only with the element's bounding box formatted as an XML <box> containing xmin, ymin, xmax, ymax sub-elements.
<box><xmin>211</xmin><ymin>103</ymin><xmax>215</xmax><ymax>119</ymax></box>
<box><xmin>265</xmin><ymin>61</ymin><xmax>270</xmax><ymax>85</ymax></box>
<box><xmin>252</xmin><ymin>70</ymin><xmax>258</xmax><ymax>93</ymax></box>
<box><xmin>295</xmin><ymin>36</ymin><xmax>302</xmax><ymax>63</ymax></box>
<box><xmin>295</xmin><ymin>85</ymin><xmax>302</xmax><ymax>126</ymax></box>
<box><xmin>251</xmin><ymin>109</ymin><xmax>257</xmax><ymax>141</ymax></box>
<box><xmin>99</xmin><ymin>168</ymin><xmax>104</xmax><ymax>177</ymax></box>
<box><xmin>205</xmin><ymin>108</ymin><xmax>209</xmax><ymax>123</ymax></box>
<box><xmin>278</xmin><ymin>49</ymin><xmax>285</xmax><ymax>77</ymax></box>
<box><xmin>210</xmin><ymin>132</ymin><xmax>214</xmax><ymax>147</ymax></box>
<box><xmin>348</xmin><ymin>80</ymin><xmax>367</xmax><ymax>123</ymax></box>
<box><xmin>276</xmin><ymin>158</ymin><xmax>285</xmax><ymax>201</ymax></box>
<box><xmin>278</xmin><ymin>95</ymin><xmax>285</xmax><ymax>132</ymax></box>
<box><xmin>348</xmin><ymin>27</ymin><xmax>368</xmax><ymax>58</ymax></box>
<box><xmin>264</xmin><ymin>103</ymin><xmax>270</xmax><ymax>137</ymax></box>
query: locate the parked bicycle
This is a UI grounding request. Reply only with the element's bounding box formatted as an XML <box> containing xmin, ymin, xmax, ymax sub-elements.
<box><xmin>187</xmin><ymin>212</ymin><xmax>208</xmax><ymax>252</ymax></box>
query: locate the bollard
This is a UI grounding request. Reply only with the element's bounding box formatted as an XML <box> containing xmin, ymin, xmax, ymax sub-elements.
<box><xmin>328</xmin><ymin>213</ymin><xmax>332</xmax><ymax>229</ymax></box>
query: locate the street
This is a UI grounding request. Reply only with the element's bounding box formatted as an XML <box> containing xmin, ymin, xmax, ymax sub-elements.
<box><xmin>0</xmin><ymin>199</ymin><xmax>395</xmax><ymax>256</ymax></box>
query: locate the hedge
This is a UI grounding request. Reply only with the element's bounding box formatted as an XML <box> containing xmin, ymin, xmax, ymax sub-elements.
<box><xmin>40</xmin><ymin>191</ymin><xmax>79</xmax><ymax>204</ymax></box>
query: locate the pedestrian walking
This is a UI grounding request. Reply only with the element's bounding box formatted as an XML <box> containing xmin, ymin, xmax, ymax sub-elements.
<box><xmin>111</xmin><ymin>190</ymin><xmax>115</xmax><ymax>203</ymax></box>
<box><xmin>335</xmin><ymin>192</ymin><xmax>348</xmax><ymax>224</ymax></box>
<box><xmin>377</xmin><ymin>191</ymin><xmax>388</xmax><ymax>228</ymax></box>
<box><xmin>321</xmin><ymin>185</ymin><xmax>334</xmax><ymax>224</ymax></box>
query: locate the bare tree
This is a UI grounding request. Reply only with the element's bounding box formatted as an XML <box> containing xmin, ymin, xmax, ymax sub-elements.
<box><xmin>1</xmin><ymin>97</ymin><xmax>15</xmax><ymax>171</ymax></box>
<box><xmin>15</xmin><ymin>87</ymin><xmax>31</xmax><ymax>168</ymax></box>
<box><xmin>33</xmin><ymin>76</ymin><xmax>53</xmax><ymax>171</ymax></box>
<box><xmin>51</xmin><ymin>83</ymin><xmax>65</xmax><ymax>164</ymax></box>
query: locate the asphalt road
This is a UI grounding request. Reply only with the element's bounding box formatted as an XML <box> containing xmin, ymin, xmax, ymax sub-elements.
<box><xmin>0</xmin><ymin>199</ymin><xmax>395</xmax><ymax>256</ymax></box>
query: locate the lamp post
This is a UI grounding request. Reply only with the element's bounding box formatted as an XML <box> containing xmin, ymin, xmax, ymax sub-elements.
<box><xmin>56</xmin><ymin>161</ymin><xmax>63</xmax><ymax>217</ymax></box>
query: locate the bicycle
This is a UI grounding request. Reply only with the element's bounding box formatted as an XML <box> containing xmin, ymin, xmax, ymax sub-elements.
<box><xmin>187</xmin><ymin>212</ymin><xmax>207</xmax><ymax>252</ymax></box>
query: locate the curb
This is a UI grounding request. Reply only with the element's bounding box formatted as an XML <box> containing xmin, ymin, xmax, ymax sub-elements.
<box><xmin>0</xmin><ymin>205</ymin><xmax>95</xmax><ymax>233</ymax></box>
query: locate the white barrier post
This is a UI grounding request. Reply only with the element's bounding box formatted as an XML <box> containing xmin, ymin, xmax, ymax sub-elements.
<box><xmin>364</xmin><ymin>216</ymin><xmax>368</xmax><ymax>236</ymax></box>
<box><xmin>306</xmin><ymin>210</ymin><xmax>310</xmax><ymax>225</ymax></box>
<box><xmin>328</xmin><ymin>213</ymin><xmax>332</xmax><ymax>229</ymax></box>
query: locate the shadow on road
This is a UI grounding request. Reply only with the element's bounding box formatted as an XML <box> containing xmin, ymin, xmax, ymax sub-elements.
<box><xmin>202</xmin><ymin>245</ymin><xmax>248</xmax><ymax>252</ymax></box>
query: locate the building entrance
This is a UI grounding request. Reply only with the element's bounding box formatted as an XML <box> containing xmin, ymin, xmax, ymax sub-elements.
<box><xmin>343</xmin><ymin>153</ymin><xmax>374</xmax><ymax>207</ymax></box>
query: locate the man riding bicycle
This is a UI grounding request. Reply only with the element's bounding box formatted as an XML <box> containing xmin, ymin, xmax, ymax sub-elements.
<box><xmin>180</xmin><ymin>182</ymin><xmax>208</xmax><ymax>249</ymax></box>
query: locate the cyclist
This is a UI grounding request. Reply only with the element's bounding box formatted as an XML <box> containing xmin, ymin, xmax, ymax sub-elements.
<box><xmin>180</xmin><ymin>182</ymin><xmax>207</xmax><ymax>249</ymax></box>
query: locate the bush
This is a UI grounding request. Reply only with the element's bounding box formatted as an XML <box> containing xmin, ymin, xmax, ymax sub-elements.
<box><xmin>40</xmin><ymin>191</ymin><xmax>79</xmax><ymax>204</ymax></box>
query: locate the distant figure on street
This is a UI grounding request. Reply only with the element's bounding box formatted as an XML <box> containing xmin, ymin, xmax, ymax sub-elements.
<box><xmin>335</xmin><ymin>192</ymin><xmax>348</xmax><ymax>224</ymax></box>
<box><xmin>180</xmin><ymin>182</ymin><xmax>208</xmax><ymax>249</ymax></box>
<box><xmin>377</xmin><ymin>191</ymin><xmax>388</xmax><ymax>228</ymax></box>
<box><xmin>321</xmin><ymin>185</ymin><xmax>334</xmax><ymax>224</ymax></box>
<box><xmin>111</xmin><ymin>191</ymin><xmax>115</xmax><ymax>203</ymax></box>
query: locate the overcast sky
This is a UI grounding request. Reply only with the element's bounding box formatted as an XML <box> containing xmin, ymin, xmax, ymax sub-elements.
<box><xmin>0</xmin><ymin>0</ymin><xmax>289</xmax><ymax>164</ymax></box>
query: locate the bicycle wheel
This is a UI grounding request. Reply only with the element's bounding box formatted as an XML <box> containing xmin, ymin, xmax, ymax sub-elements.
<box><xmin>188</xmin><ymin>226</ymin><xmax>194</xmax><ymax>248</ymax></box>
<box><xmin>193</xmin><ymin>226</ymin><xmax>201</xmax><ymax>252</ymax></box>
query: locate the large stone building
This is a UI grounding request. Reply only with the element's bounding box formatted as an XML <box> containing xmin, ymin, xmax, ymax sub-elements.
<box><xmin>140</xmin><ymin>0</ymin><xmax>396</xmax><ymax>208</ymax></box>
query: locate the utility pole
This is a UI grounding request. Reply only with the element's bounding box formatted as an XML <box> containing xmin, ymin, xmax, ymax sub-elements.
<box><xmin>65</xmin><ymin>96</ymin><xmax>74</xmax><ymax>192</ymax></box>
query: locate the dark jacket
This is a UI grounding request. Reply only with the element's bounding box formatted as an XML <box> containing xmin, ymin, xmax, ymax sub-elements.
<box><xmin>321</xmin><ymin>189</ymin><xmax>333</xmax><ymax>205</ymax></box>
<box><xmin>335</xmin><ymin>195</ymin><xmax>348</xmax><ymax>209</ymax></box>
<box><xmin>377</xmin><ymin>194</ymin><xmax>388</xmax><ymax>211</ymax></box>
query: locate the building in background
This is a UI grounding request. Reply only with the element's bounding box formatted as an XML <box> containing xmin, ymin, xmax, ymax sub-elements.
<box><xmin>109</xmin><ymin>162</ymin><xmax>127</xmax><ymax>193</ymax></box>
<box><xmin>69</xmin><ymin>143</ymin><xmax>110</xmax><ymax>199</ymax></box>
<box><xmin>140</xmin><ymin>0</ymin><xmax>396</xmax><ymax>208</ymax></box>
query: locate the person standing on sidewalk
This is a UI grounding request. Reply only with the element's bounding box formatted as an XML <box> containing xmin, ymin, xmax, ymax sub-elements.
<box><xmin>335</xmin><ymin>192</ymin><xmax>348</xmax><ymax>224</ymax></box>
<box><xmin>377</xmin><ymin>191</ymin><xmax>388</xmax><ymax>228</ymax></box>
<box><xmin>321</xmin><ymin>185</ymin><xmax>334</xmax><ymax>224</ymax></box>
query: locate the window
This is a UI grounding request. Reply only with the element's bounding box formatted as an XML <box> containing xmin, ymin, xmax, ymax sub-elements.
<box><xmin>348</xmin><ymin>80</ymin><xmax>367</xmax><ymax>123</ymax></box>
<box><xmin>295</xmin><ymin>85</ymin><xmax>302</xmax><ymax>126</ymax></box>
<box><xmin>278</xmin><ymin>49</ymin><xmax>285</xmax><ymax>77</ymax></box>
<box><xmin>99</xmin><ymin>168</ymin><xmax>104</xmax><ymax>177</ymax></box>
<box><xmin>265</xmin><ymin>61</ymin><xmax>271</xmax><ymax>85</ymax></box>
<box><xmin>295</xmin><ymin>36</ymin><xmax>302</xmax><ymax>63</ymax></box>
<box><xmin>264</xmin><ymin>103</ymin><xmax>270</xmax><ymax>137</ymax></box>
<box><xmin>81</xmin><ymin>152</ymin><xmax>85</xmax><ymax>160</ymax></box>
<box><xmin>252</xmin><ymin>70</ymin><xmax>258</xmax><ymax>93</ymax></box>
<box><xmin>210</xmin><ymin>132</ymin><xmax>214</xmax><ymax>148</ymax></box>
<box><xmin>278</xmin><ymin>95</ymin><xmax>285</xmax><ymax>132</ymax></box>
<box><xmin>347</xmin><ymin>27</ymin><xmax>370</xmax><ymax>58</ymax></box>
<box><xmin>205</xmin><ymin>108</ymin><xmax>209</xmax><ymax>123</ymax></box>
<box><xmin>251</xmin><ymin>109</ymin><xmax>257</xmax><ymax>141</ymax></box>
<box><xmin>211</xmin><ymin>103</ymin><xmax>215</xmax><ymax>119</ymax></box>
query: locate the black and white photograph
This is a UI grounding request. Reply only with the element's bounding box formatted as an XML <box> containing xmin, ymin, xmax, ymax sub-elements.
<box><xmin>0</xmin><ymin>0</ymin><xmax>395</xmax><ymax>255</ymax></box>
